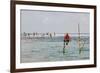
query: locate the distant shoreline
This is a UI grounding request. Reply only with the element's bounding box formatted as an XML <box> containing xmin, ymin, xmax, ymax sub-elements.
<box><xmin>21</xmin><ymin>33</ymin><xmax>90</xmax><ymax>37</ymax></box>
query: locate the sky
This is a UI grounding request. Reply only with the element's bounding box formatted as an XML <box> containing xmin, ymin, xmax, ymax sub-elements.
<box><xmin>20</xmin><ymin>9</ymin><xmax>90</xmax><ymax>33</ymax></box>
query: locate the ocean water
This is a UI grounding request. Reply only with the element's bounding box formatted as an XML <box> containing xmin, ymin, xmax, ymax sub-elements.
<box><xmin>20</xmin><ymin>34</ymin><xmax>90</xmax><ymax>63</ymax></box>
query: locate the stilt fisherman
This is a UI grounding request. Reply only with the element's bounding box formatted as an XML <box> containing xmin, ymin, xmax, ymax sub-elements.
<box><xmin>63</xmin><ymin>33</ymin><xmax>71</xmax><ymax>54</ymax></box>
<box><xmin>64</xmin><ymin>33</ymin><xmax>71</xmax><ymax>45</ymax></box>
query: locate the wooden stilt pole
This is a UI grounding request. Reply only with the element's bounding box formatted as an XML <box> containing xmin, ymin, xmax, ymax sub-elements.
<box><xmin>63</xmin><ymin>41</ymin><xmax>65</xmax><ymax>54</ymax></box>
<box><xmin>78</xmin><ymin>24</ymin><xmax>81</xmax><ymax>54</ymax></box>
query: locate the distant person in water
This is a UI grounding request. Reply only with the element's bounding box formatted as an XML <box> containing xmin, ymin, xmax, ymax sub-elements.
<box><xmin>49</xmin><ymin>33</ymin><xmax>52</xmax><ymax>38</ymax></box>
<box><xmin>54</xmin><ymin>32</ymin><xmax>56</xmax><ymax>37</ymax></box>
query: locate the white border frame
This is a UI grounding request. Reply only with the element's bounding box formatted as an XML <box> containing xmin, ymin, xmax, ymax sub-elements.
<box><xmin>16</xmin><ymin>4</ymin><xmax>94</xmax><ymax>69</ymax></box>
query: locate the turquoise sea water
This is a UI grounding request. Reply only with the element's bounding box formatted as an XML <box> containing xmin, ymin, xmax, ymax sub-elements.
<box><xmin>20</xmin><ymin>34</ymin><xmax>90</xmax><ymax>63</ymax></box>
